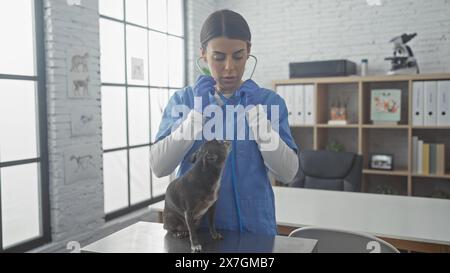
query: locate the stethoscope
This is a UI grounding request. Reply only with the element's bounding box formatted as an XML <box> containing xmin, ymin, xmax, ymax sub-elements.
<box><xmin>195</xmin><ymin>56</ymin><xmax>258</xmax><ymax>232</ymax></box>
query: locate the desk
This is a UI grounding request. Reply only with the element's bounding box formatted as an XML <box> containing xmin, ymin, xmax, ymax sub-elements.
<box><xmin>81</xmin><ymin>222</ymin><xmax>318</xmax><ymax>253</ymax></box>
<box><xmin>274</xmin><ymin>187</ymin><xmax>450</xmax><ymax>253</ymax></box>
<box><xmin>149</xmin><ymin>187</ymin><xmax>450</xmax><ymax>253</ymax></box>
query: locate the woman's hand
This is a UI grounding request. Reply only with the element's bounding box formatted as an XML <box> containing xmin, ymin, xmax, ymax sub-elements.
<box><xmin>239</xmin><ymin>79</ymin><xmax>262</xmax><ymax>107</ymax></box>
<box><xmin>193</xmin><ymin>75</ymin><xmax>216</xmax><ymax>113</ymax></box>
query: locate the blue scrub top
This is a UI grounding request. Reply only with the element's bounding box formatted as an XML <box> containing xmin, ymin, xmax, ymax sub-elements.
<box><xmin>155</xmin><ymin>85</ymin><xmax>298</xmax><ymax>236</ymax></box>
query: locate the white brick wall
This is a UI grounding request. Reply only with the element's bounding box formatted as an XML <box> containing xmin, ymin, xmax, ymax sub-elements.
<box><xmin>196</xmin><ymin>0</ymin><xmax>450</xmax><ymax>89</ymax></box>
<box><xmin>44</xmin><ymin>0</ymin><xmax>104</xmax><ymax>246</ymax></box>
<box><xmin>186</xmin><ymin>0</ymin><xmax>217</xmax><ymax>86</ymax></box>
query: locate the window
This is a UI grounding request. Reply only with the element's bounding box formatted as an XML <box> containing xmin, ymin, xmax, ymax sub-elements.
<box><xmin>0</xmin><ymin>0</ymin><xmax>50</xmax><ymax>252</ymax></box>
<box><xmin>99</xmin><ymin>0</ymin><xmax>186</xmax><ymax>219</ymax></box>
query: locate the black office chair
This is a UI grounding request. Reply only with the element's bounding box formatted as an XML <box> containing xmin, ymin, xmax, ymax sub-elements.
<box><xmin>290</xmin><ymin>150</ymin><xmax>363</xmax><ymax>192</ymax></box>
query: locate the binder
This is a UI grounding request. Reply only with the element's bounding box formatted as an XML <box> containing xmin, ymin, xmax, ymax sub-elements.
<box><xmin>412</xmin><ymin>136</ymin><xmax>419</xmax><ymax>173</ymax></box>
<box><xmin>284</xmin><ymin>85</ymin><xmax>296</xmax><ymax>126</ymax></box>
<box><xmin>304</xmin><ymin>85</ymin><xmax>316</xmax><ymax>125</ymax></box>
<box><xmin>437</xmin><ymin>81</ymin><xmax>450</xmax><ymax>126</ymax></box>
<box><xmin>277</xmin><ymin>85</ymin><xmax>289</xmax><ymax>124</ymax></box>
<box><xmin>276</xmin><ymin>85</ymin><xmax>287</xmax><ymax>104</ymax></box>
<box><xmin>293</xmin><ymin>84</ymin><xmax>305</xmax><ymax>125</ymax></box>
<box><xmin>412</xmin><ymin>81</ymin><xmax>424</xmax><ymax>126</ymax></box>
<box><xmin>423</xmin><ymin>143</ymin><xmax>430</xmax><ymax>175</ymax></box>
<box><xmin>424</xmin><ymin>81</ymin><xmax>437</xmax><ymax>126</ymax></box>
<box><xmin>417</xmin><ymin>140</ymin><xmax>423</xmax><ymax>174</ymax></box>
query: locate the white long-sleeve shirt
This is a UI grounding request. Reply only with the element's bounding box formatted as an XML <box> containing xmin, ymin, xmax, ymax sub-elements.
<box><xmin>150</xmin><ymin>105</ymin><xmax>299</xmax><ymax>184</ymax></box>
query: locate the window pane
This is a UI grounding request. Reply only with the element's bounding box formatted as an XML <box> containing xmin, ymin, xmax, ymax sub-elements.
<box><xmin>99</xmin><ymin>0</ymin><xmax>124</xmax><ymax>20</ymax></box>
<box><xmin>168</xmin><ymin>36</ymin><xmax>185</xmax><ymax>88</ymax></box>
<box><xmin>100</xmin><ymin>19</ymin><xmax>125</xmax><ymax>84</ymax></box>
<box><xmin>130</xmin><ymin>147</ymin><xmax>151</xmax><ymax>205</ymax></box>
<box><xmin>1</xmin><ymin>163</ymin><xmax>41</xmax><ymax>249</ymax></box>
<box><xmin>152</xmin><ymin>173</ymin><xmax>171</xmax><ymax>197</ymax></box>
<box><xmin>150</xmin><ymin>88</ymin><xmax>173</xmax><ymax>196</ymax></box>
<box><xmin>128</xmin><ymin>88</ymin><xmax>150</xmax><ymax>146</ymax></box>
<box><xmin>149</xmin><ymin>31</ymin><xmax>168</xmax><ymax>87</ymax></box>
<box><xmin>148</xmin><ymin>0</ymin><xmax>167</xmax><ymax>32</ymax></box>
<box><xmin>125</xmin><ymin>0</ymin><xmax>147</xmax><ymax>27</ymax></box>
<box><xmin>101</xmin><ymin>87</ymin><xmax>127</xmax><ymax>150</ymax></box>
<box><xmin>103</xmin><ymin>151</ymin><xmax>128</xmax><ymax>213</ymax></box>
<box><xmin>150</xmin><ymin>88</ymin><xmax>169</xmax><ymax>143</ymax></box>
<box><xmin>0</xmin><ymin>80</ymin><xmax>38</xmax><ymax>163</ymax></box>
<box><xmin>167</xmin><ymin>0</ymin><xmax>184</xmax><ymax>36</ymax></box>
<box><xmin>126</xmin><ymin>25</ymin><xmax>149</xmax><ymax>85</ymax></box>
<box><xmin>0</xmin><ymin>0</ymin><xmax>35</xmax><ymax>76</ymax></box>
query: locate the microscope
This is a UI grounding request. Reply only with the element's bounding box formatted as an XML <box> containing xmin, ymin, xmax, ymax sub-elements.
<box><xmin>385</xmin><ymin>33</ymin><xmax>420</xmax><ymax>75</ymax></box>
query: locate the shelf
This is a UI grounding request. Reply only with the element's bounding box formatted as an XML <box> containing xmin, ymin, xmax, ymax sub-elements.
<box><xmin>363</xmin><ymin>169</ymin><xmax>409</xmax><ymax>177</ymax></box>
<box><xmin>272</xmin><ymin>73</ymin><xmax>450</xmax><ymax>197</ymax></box>
<box><xmin>412</xmin><ymin>173</ymin><xmax>450</xmax><ymax>179</ymax></box>
<box><xmin>362</xmin><ymin>128</ymin><xmax>409</xmax><ymax>171</ymax></box>
<box><xmin>272</xmin><ymin>73</ymin><xmax>450</xmax><ymax>86</ymax></box>
<box><xmin>317</xmin><ymin>124</ymin><xmax>359</xmax><ymax>128</ymax></box>
<box><xmin>412</xmin><ymin>126</ymin><xmax>450</xmax><ymax>130</ymax></box>
<box><xmin>317</xmin><ymin>127</ymin><xmax>358</xmax><ymax>153</ymax></box>
<box><xmin>412</xmin><ymin>177</ymin><xmax>450</xmax><ymax>200</ymax></box>
<box><xmin>291</xmin><ymin>127</ymin><xmax>314</xmax><ymax>151</ymax></box>
<box><xmin>362</xmin><ymin>125</ymin><xmax>409</xmax><ymax>129</ymax></box>
<box><xmin>364</xmin><ymin>174</ymin><xmax>408</xmax><ymax>196</ymax></box>
<box><xmin>291</xmin><ymin>125</ymin><xmax>314</xmax><ymax>128</ymax></box>
<box><xmin>316</xmin><ymin>83</ymin><xmax>360</xmax><ymax>125</ymax></box>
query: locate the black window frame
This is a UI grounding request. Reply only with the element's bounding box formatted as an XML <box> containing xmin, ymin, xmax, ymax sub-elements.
<box><xmin>99</xmin><ymin>0</ymin><xmax>188</xmax><ymax>221</ymax></box>
<box><xmin>0</xmin><ymin>0</ymin><xmax>51</xmax><ymax>253</ymax></box>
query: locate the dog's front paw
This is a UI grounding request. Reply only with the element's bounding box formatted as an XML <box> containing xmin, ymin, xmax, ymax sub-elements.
<box><xmin>211</xmin><ymin>232</ymin><xmax>224</xmax><ymax>240</ymax></box>
<box><xmin>191</xmin><ymin>244</ymin><xmax>202</xmax><ymax>253</ymax></box>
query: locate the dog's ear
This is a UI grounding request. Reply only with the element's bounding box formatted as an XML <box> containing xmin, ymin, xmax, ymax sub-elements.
<box><xmin>190</xmin><ymin>150</ymin><xmax>200</xmax><ymax>164</ymax></box>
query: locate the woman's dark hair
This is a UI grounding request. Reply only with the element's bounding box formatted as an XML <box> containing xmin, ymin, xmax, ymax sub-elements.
<box><xmin>200</xmin><ymin>9</ymin><xmax>252</xmax><ymax>50</ymax></box>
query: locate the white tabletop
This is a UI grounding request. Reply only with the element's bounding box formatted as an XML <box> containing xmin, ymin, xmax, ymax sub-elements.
<box><xmin>81</xmin><ymin>222</ymin><xmax>318</xmax><ymax>253</ymax></box>
<box><xmin>273</xmin><ymin>187</ymin><xmax>450</xmax><ymax>245</ymax></box>
<box><xmin>150</xmin><ymin>187</ymin><xmax>450</xmax><ymax>245</ymax></box>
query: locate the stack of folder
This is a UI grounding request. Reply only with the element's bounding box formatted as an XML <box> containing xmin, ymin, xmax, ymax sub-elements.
<box><xmin>413</xmin><ymin>81</ymin><xmax>450</xmax><ymax>126</ymax></box>
<box><xmin>412</xmin><ymin>137</ymin><xmax>446</xmax><ymax>175</ymax></box>
<box><xmin>276</xmin><ymin>84</ymin><xmax>316</xmax><ymax>126</ymax></box>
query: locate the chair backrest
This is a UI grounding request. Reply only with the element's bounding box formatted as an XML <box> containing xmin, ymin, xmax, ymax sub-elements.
<box><xmin>290</xmin><ymin>150</ymin><xmax>363</xmax><ymax>192</ymax></box>
<box><xmin>289</xmin><ymin>227</ymin><xmax>400</xmax><ymax>253</ymax></box>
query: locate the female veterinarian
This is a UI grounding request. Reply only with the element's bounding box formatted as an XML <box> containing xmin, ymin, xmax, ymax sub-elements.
<box><xmin>150</xmin><ymin>9</ymin><xmax>299</xmax><ymax>236</ymax></box>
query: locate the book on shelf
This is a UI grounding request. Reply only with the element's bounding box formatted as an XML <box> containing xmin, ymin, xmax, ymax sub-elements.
<box><xmin>412</xmin><ymin>136</ymin><xmax>419</xmax><ymax>173</ymax></box>
<box><xmin>417</xmin><ymin>140</ymin><xmax>423</xmax><ymax>174</ymax></box>
<box><xmin>412</xmin><ymin>138</ymin><xmax>446</xmax><ymax>175</ymax></box>
<box><xmin>437</xmin><ymin>144</ymin><xmax>446</xmax><ymax>175</ymax></box>
<box><xmin>423</xmin><ymin>144</ymin><xmax>430</xmax><ymax>175</ymax></box>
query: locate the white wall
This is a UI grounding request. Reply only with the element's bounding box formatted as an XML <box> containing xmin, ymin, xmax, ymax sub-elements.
<box><xmin>43</xmin><ymin>0</ymin><xmax>104</xmax><ymax>248</ymax></box>
<box><xmin>186</xmin><ymin>0</ymin><xmax>217</xmax><ymax>86</ymax></box>
<box><xmin>189</xmin><ymin>0</ymin><xmax>450</xmax><ymax>89</ymax></box>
